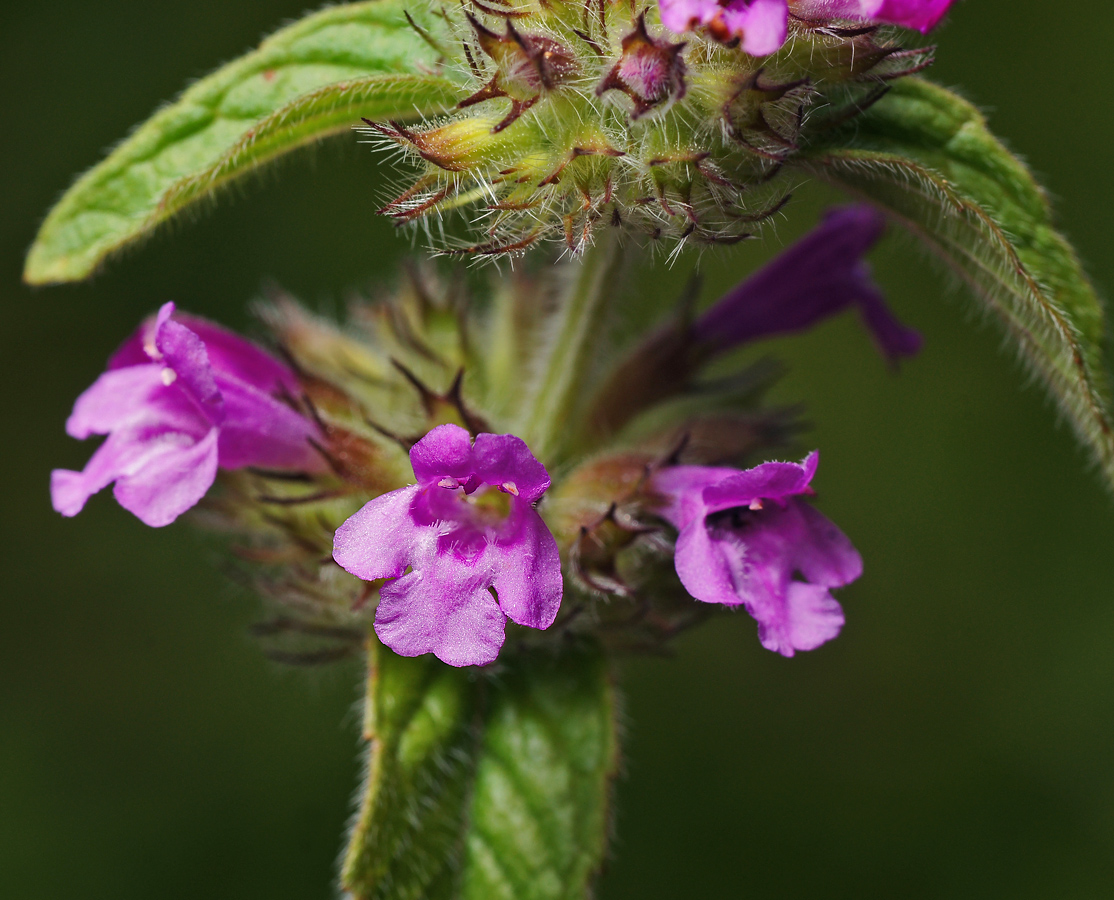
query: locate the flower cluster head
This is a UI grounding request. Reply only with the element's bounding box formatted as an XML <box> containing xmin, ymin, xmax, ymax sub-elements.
<box><xmin>333</xmin><ymin>423</ymin><xmax>562</xmax><ymax>667</ymax></box>
<box><xmin>363</xmin><ymin>0</ymin><xmax>941</xmax><ymax>256</ymax></box>
<box><xmin>51</xmin><ymin>302</ymin><xmax>320</xmax><ymax>527</ymax></box>
<box><xmin>652</xmin><ymin>452</ymin><xmax>862</xmax><ymax>656</ymax></box>
<box><xmin>48</xmin><ymin>232</ymin><xmax>891</xmax><ymax>667</ymax></box>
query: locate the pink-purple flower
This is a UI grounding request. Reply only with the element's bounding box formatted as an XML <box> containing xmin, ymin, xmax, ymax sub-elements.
<box><xmin>659</xmin><ymin>0</ymin><xmax>788</xmax><ymax>55</ymax></box>
<box><xmin>332</xmin><ymin>424</ymin><xmax>563</xmax><ymax>667</ymax></box>
<box><xmin>51</xmin><ymin>302</ymin><xmax>320</xmax><ymax>527</ymax></box>
<box><xmin>658</xmin><ymin>0</ymin><xmax>952</xmax><ymax>54</ymax></box>
<box><xmin>794</xmin><ymin>0</ymin><xmax>953</xmax><ymax>33</ymax></box>
<box><xmin>695</xmin><ymin>204</ymin><xmax>922</xmax><ymax>364</ymax></box>
<box><xmin>652</xmin><ymin>453</ymin><xmax>862</xmax><ymax>656</ymax></box>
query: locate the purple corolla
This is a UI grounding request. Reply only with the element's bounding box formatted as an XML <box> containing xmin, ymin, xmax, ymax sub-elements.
<box><xmin>584</xmin><ymin>205</ymin><xmax>917</xmax><ymax>441</ymax></box>
<box><xmin>659</xmin><ymin>0</ymin><xmax>788</xmax><ymax>55</ymax></box>
<box><xmin>52</xmin><ymin>302</ymin><xmax>320</xmax><ymax>528</ymax></box>
<box><xmin>658</xmin><ymin>0</ymin><xmax>952</xmax><ymax>54</ymax></box>
<box><xmin>793</xmin><ymin>0</ymin><xmax>952</xmax><ymax>33</ymax></box>
<box><xmin>696</xmin><ymin>205</ymin><xmax>922</xmax><ymax>364</ymax></box>
<box><xmin>652</xmin><ymin>452</ymin><xmax>862</xmax><ymax>656</ymax></box>
<box><xmin>332</xmin><ymin>423</ymin><xmax>563</xmax><ymax>667</ymax></box>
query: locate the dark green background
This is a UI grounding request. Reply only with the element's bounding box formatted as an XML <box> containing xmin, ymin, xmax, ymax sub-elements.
<box><xmin>4</xmin><ymin>2</ymin><xmax>1113</xmax><ymax>897</ymax></box>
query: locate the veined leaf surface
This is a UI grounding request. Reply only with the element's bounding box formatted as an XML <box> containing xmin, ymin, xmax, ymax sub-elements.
<box><xmin>343</xmin><ymin>640</ymin><xmax>618</xmax><ymax>900</ymax></box>
<box><xmin>799</xmin><ymin>78</ymin><xmax>1113</xmax><ymax>486</ymax></box>
<box><xmin>24</xmin><ymin>1</ymin><xmax>457</xmax><ymax>285</ymax></box>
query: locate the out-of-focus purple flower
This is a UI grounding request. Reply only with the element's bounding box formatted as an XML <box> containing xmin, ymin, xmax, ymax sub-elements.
<box><xmin>52</xmin><ymin>302</ymin><xmax>320</xmax><ymax>527</ymax></box>
<box><xmin>652</xmin><ymin>452</ymin><xmax>861</xmax><ymax>656</ymax></box>
<box><xmin>793</xmin><ymin>0</ymin><xmax>953</xmax><ymax>33</ymax></box>
<box><xmin>582</xmin><ymin>205</ymin><xmax>918</xmax><ymax>440</ymax></box>
<box><xmin>659</xmin><ymin>0</ymin><xmax>788</xmax><ymax>55</ymax></box>
<box><xmin>658</xmin><ymin>0</ymin><xmax>951</xmax><ymax>53</ymax></box>
<box><xmin>694</xmin><ymin>205</ymin><xmax>922</xmax><ymax>364</ymax></box>
<box><xmin>332</xmin><ymin>424</ymin><xmax>562</xmax><ymax>668</ymax></box>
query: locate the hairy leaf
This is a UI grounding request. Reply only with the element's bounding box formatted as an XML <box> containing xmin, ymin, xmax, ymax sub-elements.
<box><xmin>24</xmin><ymin>1</ymin><xmax>457</xmax><ymax>285</ymax></box>
<box><xmin>457</xmin><ymin>647</ymin><xmax>618</xmax><ymax>900</ymax></box>
<box><xmin>343</xmin><ymin>641</ymin><xmax>617</xmax><ymax>900</ymax></box>
<box><xmin>799</xmin><ymin>78</ymin><xmax>1114</xmax><ymax>485</ymax></box>
<box><xmin>343</xmin><ymin>643</ymin><xmax>482</xmax><ymax>900</ymax></box>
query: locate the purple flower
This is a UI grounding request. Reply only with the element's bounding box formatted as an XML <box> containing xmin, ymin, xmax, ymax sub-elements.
<box><xmin>694</xmin><ymin>205</ymin><xmax>922</xmax><ymax>364</ymax></box>
<box><xmin>52</xmin><ymin>302</ymin><xmax>320</xmax><ymax>527</ymax></box>
<box><xmin>652</xmin><ymin>452</ymin><xmax>861</xmax><ymax>656</ymax></box>
<box><xmin>793</xmin><ymin>0</ymin><xmax>953</xmax><ymax>33</ymax></box>
<box><xmin>659</xmin><ymin>0</ymin><xmax>788</xmax><ymax>55</ymax></box>
<box><xmin>658</xmin><ymin>0</ymin><xmax>951</xmax><ymax>53</ymax></box>
<box><xmin>332</xmin><ymin>424</ymin><xmax>563</xmax><ymax>667</ymax></box>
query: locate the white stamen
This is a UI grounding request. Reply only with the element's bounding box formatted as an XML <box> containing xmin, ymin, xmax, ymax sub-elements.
<box><xmin>748</xmin><ymin>498</ymin><xmax>763</xmax><ymax>511</ymax></box>
<box><xmin>502</xmin><ymin>482</ymin><xmax>519</xmax><ymax>496</ymax></box>
<box><xmin>160</xmin><ymin>367</ymin><xmax>178</xmax><ymax>386</ymax></box>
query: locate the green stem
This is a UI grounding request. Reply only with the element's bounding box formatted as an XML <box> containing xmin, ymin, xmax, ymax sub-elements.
<box><xmin>520</xmin><ymin>231</ymin><xmax>626</xmax><ymax>462</ymax></box>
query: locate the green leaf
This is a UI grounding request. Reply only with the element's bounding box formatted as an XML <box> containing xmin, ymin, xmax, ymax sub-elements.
<box><xmin>457</xmin><ymin>645</ymin><xmax>618</xmax><ymax>900</ymax></box>
<box><xmin>24</xmin><ymin>1</ymin><xmax>458</xmax><ymax>285</ymax></box>
<box><xmin>798</xmin><ymin>77</ymin><xmax>1114</xmax><ymax>486</ymax></box>
<box><xmin>343</xmin><ymin>640</ymin><xmax>618</xmax><ymax>900</ymax></box>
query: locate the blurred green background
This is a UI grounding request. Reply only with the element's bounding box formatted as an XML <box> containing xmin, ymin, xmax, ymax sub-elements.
<box><xmin>4</xmin><ymin>1</ymin><xmax>1114</xmax><ymax>897</ymax></box>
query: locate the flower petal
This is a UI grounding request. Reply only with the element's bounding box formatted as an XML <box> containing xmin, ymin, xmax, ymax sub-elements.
<box><xmin>701</xmin><ymin>453</ymin><xmax>817</xmax><ymax>514</ymax></box>
<box><xmin>792</xmin><ymin>0</ymin><xmax>951</xmax><ymax>31</ymax></box>
<box><xmin>333</xmin><ymin>485</ymin><xmax>422</xmax><ymax>582</ymax></box>
<box><xmin>722</xmin><ymin>0</ymin><xmax>788</xmax><ymax>56</ymax></box>
<box><xmin>853</xmin><ymin>273</ymin><xmax>924</xmax><ymax>362</ymax></box>
<box><xmin>110</xmin><ymin>427</ymin><xmax>220</xmax><ymax>527</ymax></box>
<box><xmin>871</xmin><ymin>0</ymin><xmax>952</xmax><ymax>31</ymax></box>
<box><xmin>375</xmin><ymin>561</ymin><xmax>506</xmax><ymax>667</ymax></box>
<box><xmin>757</xmin><ymin>581</ymin><xmax>844</xmax><ymax>657</ymax></box>
<box><xmin>215</xmin><ymin>377</ymin><xmax>319</xmax><ymax>470</ymax></box>
<box><xmin>697</xmin><ymin>204</ymin><xmax>885</xmax><ymax>337</ymax></box>
<box><xmin>489</xmin><ymin>506</ymin><xmax>563</xmax><ymax>629</ymax></box>
<box><xmin>173</xmin><ymin>314</ymin><xmax>300</xmax><ymax>394</ymax></box>
<box><xmin>658</xmin><ymin>0</ymin><xmax>722</xmax><ymax>33</ymax></box>
<box><xmin>651</xmin><ymin>465</ymin><xmax>736</xmax><ymax>528</ymax></box>
<box><xmin>50</xmin><ymin>426</ymin><xmax>164</xmax><ymax>517</ymax></box>
<box><xmin>793</xmin><ymin>500</ymin><xmax>863</xmax><ymax>587</ymax></box>
<box><xmin>156</xmin><ymin>318</ymin><xmax>223</xmax><ymax>421</ymax></box>
<box><xmin>50</xmin><ymin>468</ymin><xmax>98</xmax><ymax>519</ymax></box>
<box><xmin>54</xmin><ymin>423</ymin><xmax>211</xmax><ymax>519</ymax></box>
<box><xmin>106</xmin><ymin>302</ymin><xmax>174</xmax><ymax>369</ymax></box>
<box><xmin>65</xmin><ymin>365</ymin><xmax>201</xmax><ymax>439</ymax></box>
<box><xmin>409</xmin><ymin>423</ymin><xmax>475</xmax><ymax>487</ymax></box>
<box><xmin>472</xmin><ymin>432</ymin><xmax>550</xmax><ymax>502</ymax></box>
<box><xmin>673</xmin><ymin>519</ymin><xmax>745</xmax><ymax>606</ymax></box>
<box><xmin>693</xmin><ymin>206</ymin><xmax>919</xmax><ymax>365</ymax></box>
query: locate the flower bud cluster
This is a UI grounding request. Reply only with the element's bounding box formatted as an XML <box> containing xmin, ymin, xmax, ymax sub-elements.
<box><xmin>364</xmin><ymin>0</ymin><xmax>933</xmax><ymax>256</ymax></box>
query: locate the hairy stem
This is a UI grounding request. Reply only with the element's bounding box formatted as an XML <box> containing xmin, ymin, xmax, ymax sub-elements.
<box><xmin>520</xmin><ymin>231</ymin><xmax>626</xmax><ymax>463</ymax></box>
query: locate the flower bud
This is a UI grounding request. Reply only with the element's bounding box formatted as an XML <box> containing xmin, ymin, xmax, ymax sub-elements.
<box><xmin>465</xmin><ymin>14</ymin><xmax>579</xmax><ymax>100</ymax></box>
<box><xmin>597</xmin><ymin>14</ymin><xmax>687</xmax><ymax>119</ymax></box>
<box><xmin>364</xmin><ymin>0</ymin><xmax>935</xmax><ymax>255</ymax></box>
